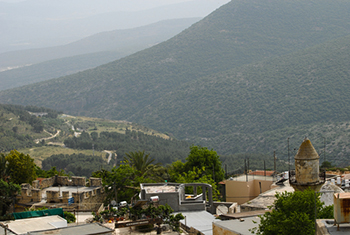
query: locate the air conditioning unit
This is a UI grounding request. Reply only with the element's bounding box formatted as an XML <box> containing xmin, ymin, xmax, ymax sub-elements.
<box><xmin>150</xmin><ymin>196</ymin><xmax>159</xmax><ymax>203</ymax></box>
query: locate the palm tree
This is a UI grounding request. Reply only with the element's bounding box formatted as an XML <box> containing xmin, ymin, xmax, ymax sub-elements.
<box><xmin>124</xmin><ymin>151</ymin><xmax>164</xmax><ymax>180</ymax></box>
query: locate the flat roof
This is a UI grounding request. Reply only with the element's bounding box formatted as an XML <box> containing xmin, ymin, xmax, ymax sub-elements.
<box><xmin>334</xmin><ymin>192</ymin><xmax>350</xmax><ymax>199</ymax></box>
<box><xmin>42</xmin><ymin>186</ymin><xmax>100</xmax><ymax>199</ymax></box>
<box><xmin>214</xmin><ymin>216</ymin><xmax>261</xmax><ymax>235</ymax></box>
<box><xmin>221</xmin><ymin>210</ymin><xmax>271</xmax><ymax>219</ymax></box>
<box><xmin>249</xmin><ymin>170</ymin><xmax>275</xmax><ymax>176</ymax></box>
<box><xmin>28</xmin><ymin>223</ymin><xmax>114</xmax><ymax>235</ymax></box>
<box><xmin>227</xmin><ymin>174</ymin><xmax>274</xmax><ymax>182</ymax></box>
<box><xmin>2</xmin><ymin>215</ymin><xmax>66</xmax><ymax>235</ymax></box>
<box><xmin>179</xmin><ymin>211</ymin><xmax>216</xmax><ymax>235</ymax></box>
<box><xmin>319</xmin><ymin>219</ymin><xmax>350</xmax><ymax>234</ymax></box>
<box><xmin>143</xmin><ymin>185</ymin><xmax>177</xmax><ymax>194</ymax></box>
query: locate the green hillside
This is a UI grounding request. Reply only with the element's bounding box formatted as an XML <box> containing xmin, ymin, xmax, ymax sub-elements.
<box><xmin>0</xmin><ymin>104</ymin><xmax>62</xmax><ymax>151</ymax></box>
<box><xmin>0</xmin><ymin>104</ymin><xmax>190</xmax><ymax>166</ymax></box>
<box><xmin>1</xmin><ymin>0</ymin><xmax>350</xmax><ymax>165</ymax></box>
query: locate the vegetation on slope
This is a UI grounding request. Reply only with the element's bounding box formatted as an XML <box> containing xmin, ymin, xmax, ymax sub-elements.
<box><xmin>1</xmin><ymin>1</ymin><xmax>350</xmax><ymax>166</ymax></box>
<box><xmin>0</xmin><ymin>104</ymin><xmax>190</xmax><ymax>167</ymax></box>
<box><xmin>0</xmin><ymin>104</ymin><xmax>62</xmax><ymax>151</ymax></box>
<box><xmin>2</xmin><ymin>0</ymin><xmax>350</xmax><ymax>118</ymax></box>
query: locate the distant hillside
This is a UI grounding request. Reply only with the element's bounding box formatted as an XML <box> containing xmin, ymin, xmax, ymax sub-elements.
<box><xmin>2</xmin><ymin>0</ymin><xmax>350</xmax><ymax>165</ymax></box>
<box><xmin>0</xmin><ymin>18</ymin><xmax>201</xmax><ymax>91</ymax></box>
<box><xmin>0</xmin><ymin>104</ymin><xmax>61</xmax><ymax>151</ymax></box>
<box><xmin>0</xmin><ymin>18</ymin><xmax>201</xmax><ymax>71</ymax></box>
<box><xmin>0</xmin><ymin>0</ymin><xmax>229</xmax><ymax>52</ymax></box>
<box><xmin>0</xmin><ymin>103</ymin><xmax>190</xmax><ymax>166</ymax></box>
<box><xmin>135</xmin><ymin>35</ymin><xmax>350</xmax><ymax>165</ymax></box>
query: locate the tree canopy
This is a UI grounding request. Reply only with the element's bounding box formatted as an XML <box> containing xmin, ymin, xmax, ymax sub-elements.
<box><xmin>184</xmin><ymin>146</ymin><xmax>224</xmax><ymax>183</ymax></box>
<box><xmin>92</xmin><ymin>164</ymin><xmax>155</xmax><ymax>204</ymax></box>
<box><xmin>251</xmin><ymin>189</ymin><xmax>333</xmax><ymax>235</ymax></box>
<box><xmin>5</xmin><ymin>150</ymin><xmax>37</xmax><ymax>185</ymax></box>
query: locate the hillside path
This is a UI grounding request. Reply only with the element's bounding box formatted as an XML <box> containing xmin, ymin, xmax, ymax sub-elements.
<box><xmin>104</xmin><ymin>150</ymin><xmax>113</xmax><ymax>164</ymax></box>
<box><xmin>34</xmin><ymin>130</ymin><xmax>60</xmax><ymax>144</ymax></box>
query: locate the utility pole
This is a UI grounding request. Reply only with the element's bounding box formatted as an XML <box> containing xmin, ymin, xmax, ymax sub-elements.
<box><xmin>92</xmin><ymin>144</ymin><xmax>94</xmax><ymax>156</ymax></box>
<box><xmin>245</xmin><ymin>159</ymin><xmax>248</xmax><ymax>182</ymax></box>
<box><xmin>247</xmin><ymin>158</ymin><xmax>250</xmax><ymax>175</ymax></box>
<box><xmin>288</xmin><ymin>138</ymin><xmax>290</xmax><ymax>172</ymax></box>
<box><xmin>323</xmin><ymin>137</ymin><xmax>326</xmax><ymax>163</ymax></box>
<box><xmin>274</xmin><ymin>151</ymin><xmax>276</xmax><ymax>174</ymax></box>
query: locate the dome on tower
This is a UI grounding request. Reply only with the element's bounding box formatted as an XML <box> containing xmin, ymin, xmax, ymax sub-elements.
<box><xmin>294</xmin><ymin>137</ymin><xmax>319</xmax><ymax>160</ymax></box>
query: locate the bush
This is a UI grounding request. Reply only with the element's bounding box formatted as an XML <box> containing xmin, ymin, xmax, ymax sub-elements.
<box><xmin>64</xmin><ymin>211</ymin><xmax>76</xmax><ymax>223</ymax></box>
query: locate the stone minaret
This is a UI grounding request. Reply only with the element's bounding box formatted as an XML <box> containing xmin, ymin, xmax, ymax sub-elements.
<box><xmin>290</xmin><ymin>137</ymin><xmax>325</xmax><ymax>191</ymax></box>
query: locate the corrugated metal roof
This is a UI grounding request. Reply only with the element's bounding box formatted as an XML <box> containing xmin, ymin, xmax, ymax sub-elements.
<box><xmin>179</xmin><ymin>211</ymin><xmax>216</xmax><ymax>235</ymax></box>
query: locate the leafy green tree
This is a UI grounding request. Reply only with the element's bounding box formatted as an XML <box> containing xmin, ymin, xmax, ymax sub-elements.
<box><xmin>184</xmin><ymin>146</ymin><xmax>224</xmax><ymax>183</ymax></box>
<box><xmin>35</xmin><ymin>166</ymin><xmax>68</xmax><ymax>178</ymax></box>
<box><xmin>64</xmin><ymin>211</ymin><xmax>76</xmax><ymax>223</ymax></box>
<box><xmin>92</xmin><ymin>164</ymin><xmax>154</xmax><ymax>204</ymax></box>
<box><xmin>0</xmin><ymin>153</ymin><xmax>9</xmax><ymax>181</ymax></box>
<box><xmin>251</xmin><ymin>189</ymin><xmax>334</xmax><ymax>235</ymax></box>
<box><xmin>0</xmin><ymin>179</ymin><xmax>21</xmax><ymax>217</ymax></box>
<box><xmin>6</xmin><ymin>150</ymin><xmax>37</xmax><ymax>184</ymax></box>
<box><xmin>320</xmin><ymin>161</ymin><xmax>333</xmax><ymax>169</ymax></box>
<box><xmin>168</xmin><ymin>164</ymin><xmax>221</xmax><ymax>200</ymax></box>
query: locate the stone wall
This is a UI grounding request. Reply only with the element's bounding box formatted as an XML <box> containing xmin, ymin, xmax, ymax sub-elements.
<box><xmin>39</xmin><ymin>176</ymin><xmax>56</xmax><ymax>189</ymax></box>
<box><xmin>72</xmin><ymin>187</ymin><xmax>105</xmax><ymax>211</ymax></box>
<box><xmin>33</xmin><ymin>175</ymin><xmax>88</xmax><ymax>189</ymax></box>
<box><xmin>18</xmin><ymin>176</ymin><xmax>104</xmax><ymax>208</ymax></box>
<box><xmin>17</xmin><ymin>184</ymin><xmax>42</xmax><ymax>203</ymax></box>
<box><xmin>90</xmin><ymin>177</ymin><xmax>102</xmax><ymax>187</ymax></box>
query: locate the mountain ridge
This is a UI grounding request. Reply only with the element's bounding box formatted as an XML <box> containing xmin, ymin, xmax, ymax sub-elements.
<box><xmin>2</xmin><ymin>0</ymin><xmax>350</xmax><ymax>162</ymax></box>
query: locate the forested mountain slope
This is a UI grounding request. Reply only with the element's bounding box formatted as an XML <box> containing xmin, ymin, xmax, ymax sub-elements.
<box><xmin>135</xmin><ymin>35</ymin><xmax>350</xmax><ymax>164</ymax></box>
<box><xmin>1</xmin><ymin>0</ymin><xmax>350</xmax><ymax>162</ymax></box>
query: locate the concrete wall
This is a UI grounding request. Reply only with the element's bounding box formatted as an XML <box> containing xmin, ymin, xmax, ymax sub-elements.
<box><xmin>225</xmin><ymin>179</ymin><xmax>273</xmax><ymax>205</ymax></box>
<box><xmin>143</xmin><ymin>190</ymin><xmax>180</xmax><ymax>211</ymax></box>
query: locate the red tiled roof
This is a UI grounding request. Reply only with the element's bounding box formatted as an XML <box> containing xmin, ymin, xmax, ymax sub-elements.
<box><xmin>249</xmin><ymin>170</ymin><xmax>274</xmax><ymax>176</ymax></box>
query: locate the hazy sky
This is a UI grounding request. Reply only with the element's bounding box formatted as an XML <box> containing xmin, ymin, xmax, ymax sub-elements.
<box><xmin>0</xmin><ymin>0</ymin><xmax>230</xmax><ymax>52</ymax></box>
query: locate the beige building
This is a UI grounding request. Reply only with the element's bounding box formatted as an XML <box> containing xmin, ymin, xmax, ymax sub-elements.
<box><xmin>224</xmin><ymin>174</ymin><xmax>275</xmax><ymax>205</ymax></box>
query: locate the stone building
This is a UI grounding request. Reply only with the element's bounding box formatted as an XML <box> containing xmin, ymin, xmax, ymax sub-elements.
<box><xmin>17</xmin><ymin>176</ymin><xmax>105</xmax><ymax>212</ymax></box>
<box><xmin>289</xmin><ymin>137</ymin><xmax>325</xmax><ymax>191</ymax></box>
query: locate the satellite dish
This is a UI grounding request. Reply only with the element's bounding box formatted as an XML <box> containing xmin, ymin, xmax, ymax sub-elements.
<box><xmin>111</xmin><ymin>200</ymin><xmax>117</xmax><ymax>206</ymax></box>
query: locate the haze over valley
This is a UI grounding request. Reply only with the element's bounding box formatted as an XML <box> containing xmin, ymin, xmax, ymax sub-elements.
<box><xmin>2</xmin><ymin>0</ymin><xmax>350</xmax><ymax>168</ymax></box>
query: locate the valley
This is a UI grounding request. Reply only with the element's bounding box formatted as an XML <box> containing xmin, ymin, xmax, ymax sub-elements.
<box><xmin>1</xmin><ymin>0</ymin><xmax>350</xmax><ymax>172</ymax></box>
